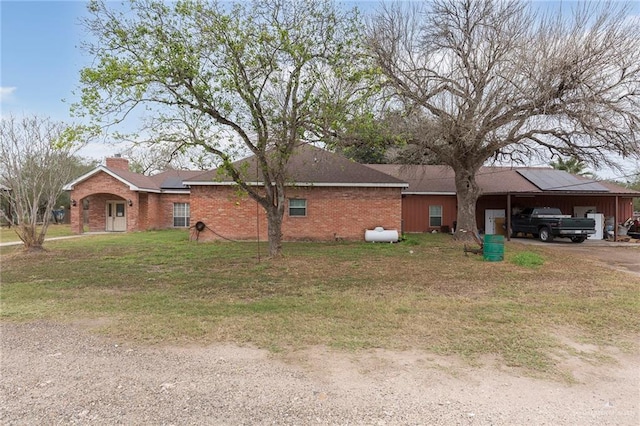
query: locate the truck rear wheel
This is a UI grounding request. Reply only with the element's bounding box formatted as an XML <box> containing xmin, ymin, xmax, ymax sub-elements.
<box><xmin>539</xmin><ymin>227</ymin><xmax>554</xmax><ymax>242</ymax></box>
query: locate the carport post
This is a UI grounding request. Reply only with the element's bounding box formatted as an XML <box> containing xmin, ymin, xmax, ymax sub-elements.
<box><xmin>615</xmin><ymin>196</ymin><xmax>619</xmax><ymax>241</ymax></box>
<box><xmin>507</xmin><ymin>193</ymin><xmax>511</xmax><ymax>241</ymax></box>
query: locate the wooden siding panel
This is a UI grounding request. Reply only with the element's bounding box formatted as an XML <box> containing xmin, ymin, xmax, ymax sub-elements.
<box><xmin>402</xmin><ymin>195</ymin><xmax>457</xmax><ymax>233</ymax></box>
<box><xmin>405</xmin><ymin>193</ymin><xmax>636</xmax><ymax>234</ymax></box>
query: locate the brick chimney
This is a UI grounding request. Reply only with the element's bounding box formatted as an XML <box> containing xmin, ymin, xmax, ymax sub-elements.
<box><xmin>105</xmin><ymin>154</ymin><xmax>130</xmax><ymax>171</ymax></box>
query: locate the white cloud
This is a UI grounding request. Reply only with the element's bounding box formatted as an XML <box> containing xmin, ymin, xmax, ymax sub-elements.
<box><xmin>77</xmin><ymin>141</ymin><xmax>131</xmax><ymax>163</ymax></box>
<box><xmin>0</xmin><ymin>86</ymin><xmax>17</xmax><ymax>103</ymax></box>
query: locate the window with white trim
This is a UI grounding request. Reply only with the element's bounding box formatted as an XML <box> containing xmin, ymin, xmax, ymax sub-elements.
<box><xmin>429</xmin><ymin>205</ymin><xmax>442</xmax><ymax>227</ymax></box>
<box><xmin>288</xmin><ymin>198</ymin><xmax>307</xmax><ymax>217</ymax></box>
<box><xmin>173</xmin><ymin>202</ymin><xmax>190</xmax><ymax>227</ymax></box>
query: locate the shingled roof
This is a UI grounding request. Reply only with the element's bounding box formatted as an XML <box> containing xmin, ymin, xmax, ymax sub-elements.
<box><xmin>149</xmin><ymin>170</ymin><xmax>206</xmax><ymax>190</ymax></box>
<box><xmin>367</xmin><ymin>165</ymin><xmax>639</xmax><ymax>196</ymax></box>
<box><xmin>185</xmin><ymin>144</ymin><xmax>408</xmax><ymax>188</ymax></box>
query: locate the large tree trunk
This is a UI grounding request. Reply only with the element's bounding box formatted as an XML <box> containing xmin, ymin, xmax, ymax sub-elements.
<box><xmin>453</xmin><ymin>167</ymin><xmax>481</xmax><ymax>243</ymax></box>
<box><xmin>265</xmin><ymin>206</ymin><xmax>283</xmax><ymax>258</ymax></box>
<box><xmin>262</xmin><ymin>180</ymin><xmax>286</xmax><ymax>258</ymax></box>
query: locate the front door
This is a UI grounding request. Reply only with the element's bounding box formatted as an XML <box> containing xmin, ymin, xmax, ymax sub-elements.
<box><xmin>106</xmin><ymin>201</ymin><xmax>127</xmax><ymax>232</ymax></box>
<box><xmin>485</xmin><ymin>209</ymin><xmax>506</xmax><ymax>235</ymax></box>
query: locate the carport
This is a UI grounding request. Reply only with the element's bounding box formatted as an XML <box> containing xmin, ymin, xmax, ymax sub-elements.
<box><xmin>369</xmin><ymin>164</ymin><xmax>639</xmax><ymax>237</ymax></box>
<box><xmin>475</xmin><ymin>169</ymin><xmax>638</xmax><ymax>241</ymax></box>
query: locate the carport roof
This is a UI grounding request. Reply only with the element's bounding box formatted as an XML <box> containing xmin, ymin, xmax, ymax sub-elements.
<box><xmin>367</xmin><ymin>165</ymin><xmax>639</xmax><ymax>196</ymax></box>
<box><xmin>517</xmin><ymin>169</ymin><xmax>610</xmax><ymax>192</ymax></box>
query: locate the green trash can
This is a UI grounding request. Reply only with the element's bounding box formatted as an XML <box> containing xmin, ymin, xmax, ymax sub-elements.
<box><xmin>483</xmin><ymin>234</ymin><xmax>504</xmax><ymax>262</ymax></box>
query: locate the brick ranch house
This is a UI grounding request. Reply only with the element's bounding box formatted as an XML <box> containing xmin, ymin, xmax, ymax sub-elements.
<box><xmin>369</xmin><ymin>164</ymin><xmax>639</xmax><ymax>240</ymax></box>
<box><xmin>64</xmin><ymin>145</ymin><xmax>407</xmax><ymax>241</ymax></box>
<box><xmin>64</xmin><ymin>145</ymin><xmax>639</xmax><ymax>241</ymax></box>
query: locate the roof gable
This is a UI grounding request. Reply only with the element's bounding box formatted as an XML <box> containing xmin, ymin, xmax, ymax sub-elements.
<box><xmin>185</xmin><ymin>145</ymin><xmax>407</xmax><ymax>187</ymax></box>
<box><xmin>63</xmin><ymin>166</ymin><xmax>155</xmax><ymax>191</ymax></box>
<box><xmin>64</xmin><ymin>165</ymin><xmax>206</xmax><ymax>193</ymax></box>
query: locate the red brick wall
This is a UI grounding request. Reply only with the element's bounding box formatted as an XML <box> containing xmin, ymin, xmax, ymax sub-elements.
<box><xmin>69</xmin><ymin>172</ymin><xmax>138</xmax><ymax>233</ymax></box>
<box><xmin>138</xmin><ymin>193</ymin><xmax>149</xmax><ymax>230</ymax></box>
<box><xmin>155</xmin><ymin>193</ymin><xmax>191</xmax><ymax>229</ymax></box>
<box><xmin>69</xmin><ymin>170</ymin><xmax>193</xmax><ymax>233</ymax></box>
<box><xmin>105</xmin><ymin>157</ymin><xmax>130</xmax><ymax>171</ymax></box>
<box><xmin>190</xmin><ymin>185</ymin><xmax>403</xmax><ymax>242</ymax></box>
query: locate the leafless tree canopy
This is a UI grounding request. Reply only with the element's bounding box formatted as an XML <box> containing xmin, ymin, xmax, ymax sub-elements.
<box><xmin>368</xmin><ymin>0</ymin><xmax>640</xmax><ymax>238</ymax></box>
<box><xmin>0</xmin><ymin>115</ymin><xmax>80</xmax><ymax>251</ymax></box>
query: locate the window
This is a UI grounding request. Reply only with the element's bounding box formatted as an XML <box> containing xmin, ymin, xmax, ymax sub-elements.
<box><xmin>289</xmin><ymin>198</ymin><xmax>307</xmax><ymax>217</ymax></box>
<box><xmin>429</xmin><ymin>205</ymin><xmax>442</xmax><ymax>227</ymax></box>
<box><xmin>115</xmin><ymin>203</ymin><xmax>125</xmax><ymax>217</ymax></box>
<box><xmin>173</xmin><ymin>203</ymin><xmax>190</xmax><ymax>227</ymax></box>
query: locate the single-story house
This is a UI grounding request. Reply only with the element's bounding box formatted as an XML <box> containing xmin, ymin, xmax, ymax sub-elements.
<box><xmin>64</xmin><ymin>146</ymin><xmax>639</xmax><ymax>241</ymax></box>
<box><xmin>63</xmin><ymin>155</ymin><xmax>203</xmax><ymax>234</ymax></box>
<box><xmin>368</xmin><ymin>164</ymin><xmax>639</xmax><ymax>239</ymax></box>
<box><xmin>63</xmin><ymin>146</ymin><xmax>407</xmax><ymax>241</ymax></box>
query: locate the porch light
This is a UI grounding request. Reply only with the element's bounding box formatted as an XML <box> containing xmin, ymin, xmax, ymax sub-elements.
<box><xmin>128</xmin><ymin>199</ymin><xmax>133</xmax><ymax>206</ymax></box>
<box><xmin>71</xmin><ymin>199</ymin><xmax>77</xmax><ymax>207</ymax></box>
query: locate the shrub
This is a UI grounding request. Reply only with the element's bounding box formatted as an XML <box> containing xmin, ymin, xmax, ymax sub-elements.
<box><xmin>511</xmin><ymin>251</ymin><xmax>544</xmax><ymax>268</ymax></box>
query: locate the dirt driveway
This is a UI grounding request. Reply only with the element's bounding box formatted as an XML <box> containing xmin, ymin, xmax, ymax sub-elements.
<box><xmin>1</xmin><ymin>322</ymin><xmax>639</xmax><ymax>425</ymax></box>
<box><xmin>2</xmin><ymin>238</ymin><xmax>639</xmax><ymax>425</ymax></box>
<box><xmin>508</xmin><ymin>238</ymin><xmax>640</xmax><ymax>277</ymax></box>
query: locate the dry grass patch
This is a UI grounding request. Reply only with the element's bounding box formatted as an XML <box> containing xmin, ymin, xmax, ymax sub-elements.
<box><xmin>1</xmin><ymin>230</ymin><xmax>638</xmax><ymax>378</ymax></box>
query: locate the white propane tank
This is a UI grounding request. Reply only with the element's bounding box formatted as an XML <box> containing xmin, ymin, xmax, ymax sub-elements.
<box><xmin>364</xmin><ymin>227</ymin><xmax>399</xmax><ymax>243</ymax></box>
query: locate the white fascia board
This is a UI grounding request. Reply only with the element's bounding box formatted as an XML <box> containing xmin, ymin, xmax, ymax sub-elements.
<box><xmin>403</xmin><ymin>191</ymin><xmax>457</xmax><ymax>195</ymax></box>
<box><xmin>185</xmin><ymin>181</ymin><xmax>407</xmax><ymax>188</ymax></box>
<box><xmin>184</xmin><ymin>181</ymin><xmax>253</xmax><ymax>186</ymax></box>
<box><xmin>160</xmin><ymin>189</ymin><xmax>190</xmax><ymax>194</ymax></box>
<box><xmin>291</xmin><ymin>182</ymin><xmax>408</xmax><ymax>188</ymax></box>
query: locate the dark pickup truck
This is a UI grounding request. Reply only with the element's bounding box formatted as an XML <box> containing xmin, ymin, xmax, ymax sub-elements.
<box><xmin>510</xmin><ymin>207</ymin><xmax>596</xmax><ymax>243</ymax></box>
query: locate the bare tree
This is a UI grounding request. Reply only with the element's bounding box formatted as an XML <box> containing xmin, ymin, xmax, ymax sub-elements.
<box><xmin>368</xmin><ymin>0</ymin><xmax>640</xmax><ymax>240</ymax></box>
<box><xmin>0</xmin><ymin>115</ymin><xmax>81</xmax><ymax>251</ymax></box>
<box><xmin>122</xmin><ymin>142</ymin><xmax>215</xmax><ymax>175</ymax></box>
<box><xmin>76</xmin><ymin>0</ymin><xmax>372</xmax><ymax>257</ymax></box>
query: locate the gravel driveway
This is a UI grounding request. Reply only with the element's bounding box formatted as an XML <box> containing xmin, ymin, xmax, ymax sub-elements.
<box><xmin>1</xmin><ymin>321</ymin><xmax>638</xmax><ymax>425</ymax></box>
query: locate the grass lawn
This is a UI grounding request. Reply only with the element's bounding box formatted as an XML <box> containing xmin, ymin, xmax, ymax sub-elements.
<box><xmin>1</xmin><ymin>230</ymin><xmax>638</xmax><ymax>377</ymax></box>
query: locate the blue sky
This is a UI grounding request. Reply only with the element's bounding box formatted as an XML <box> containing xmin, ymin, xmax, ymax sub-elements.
<box><xmin>1</xmin><ymin>0</ymin><xmax>89</xmax><ymax>121</ymax></box>
<box><xmin>1</xmin><ymin>1</ymin><xmax>638</xmax><ymax>179</ymax></box>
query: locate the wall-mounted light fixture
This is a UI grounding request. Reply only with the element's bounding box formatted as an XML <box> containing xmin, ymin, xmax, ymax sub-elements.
<box><xmin>128</xmin><ymin>199</ymin><xmax>133</xmax><ymax>207</ymax></box>
<box><xmin>71</xmin><ymin>199</ymin><xmax>77</xmax><ymax>207</ymax></box>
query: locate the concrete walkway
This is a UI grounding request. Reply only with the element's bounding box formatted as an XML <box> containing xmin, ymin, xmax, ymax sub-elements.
<box><xmin>0</xmin><ymin>233</ymin><xmax>108</xmax><ymax>248</ymax></box>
